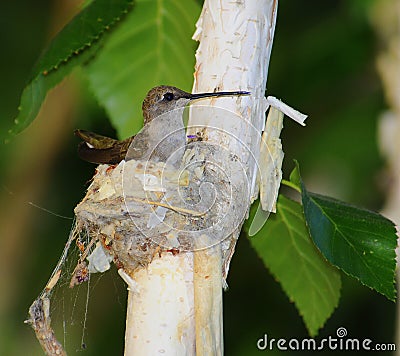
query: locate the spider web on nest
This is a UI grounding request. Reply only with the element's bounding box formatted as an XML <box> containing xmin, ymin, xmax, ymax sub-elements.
<box><xmin>25</xmin><ymin>218</ymin><xmax>106</xmax><ymax>355</ymax></box>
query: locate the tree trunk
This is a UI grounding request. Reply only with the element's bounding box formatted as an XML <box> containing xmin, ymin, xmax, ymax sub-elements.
<box><xmin>122</xmin><ymin>1</ymin><xmax>278</xmax><ymax>354</ymax></box>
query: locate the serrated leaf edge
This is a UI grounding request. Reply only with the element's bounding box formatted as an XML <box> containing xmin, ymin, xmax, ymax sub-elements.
<box><xmin>40</xmin><ymin>1</ymin><xmax>134</xmax><ymax>77</ymax></box>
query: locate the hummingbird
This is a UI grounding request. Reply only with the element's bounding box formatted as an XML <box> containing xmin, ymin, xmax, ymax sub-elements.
<box><xmin>75</xmin><ymin>85</ymin><xmax>250</xmax><ymax>165</ymax></box>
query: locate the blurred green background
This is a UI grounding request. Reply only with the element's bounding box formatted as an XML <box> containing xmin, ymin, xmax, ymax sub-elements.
<box><xmin>0</xmin><ymin>0</ymin><xmax>396</xmax><ymax>355</ymax></box>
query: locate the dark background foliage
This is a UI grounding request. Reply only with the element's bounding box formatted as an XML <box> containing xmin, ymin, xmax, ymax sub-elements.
<box><xmin>0</xmin><ymin>0</ymin><xmax>395</xmax><ymax>354</ymax></box>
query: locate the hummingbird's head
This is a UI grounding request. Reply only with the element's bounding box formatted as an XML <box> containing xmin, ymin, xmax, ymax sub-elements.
<box><xmin>142</xmin><ymin>86</ymin><xmax>191</xmax><ymax>125</ymax></box>
<box><xmin>142</xmin><ymin>85</ymin><xmax>251</xmax><ymax>125</ymax></box>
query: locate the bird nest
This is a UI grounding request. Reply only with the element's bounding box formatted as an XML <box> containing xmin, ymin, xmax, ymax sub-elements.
<box><xmin>73</xmin><ymin>142</ymin><xmax>249</xmax><ymax>280</ymax></box>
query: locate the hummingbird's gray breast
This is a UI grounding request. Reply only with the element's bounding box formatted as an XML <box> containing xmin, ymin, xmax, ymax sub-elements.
<box><xmin>126</xmin><ymin>108</ymin><xmax>186</xmax><ymax>166</ymax></box>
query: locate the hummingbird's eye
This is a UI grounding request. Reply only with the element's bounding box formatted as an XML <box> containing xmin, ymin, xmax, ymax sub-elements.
<box><xmin>163</xmin><ymin>92</ymin><xmax>174</xmax><ymax>101</ymax></box>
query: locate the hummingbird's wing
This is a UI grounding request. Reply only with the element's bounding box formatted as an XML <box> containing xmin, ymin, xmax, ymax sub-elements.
<box><xmin>74</xmin><ymin>129</ymin><xmax>118</xmax><ymax>149</ymax></box>
<box><xmin>74</xmin><ymin>129</ymin><xmax>133</xmax><ymax>165</ymax></box>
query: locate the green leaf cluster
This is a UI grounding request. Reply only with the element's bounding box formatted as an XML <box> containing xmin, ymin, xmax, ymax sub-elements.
<box><xmin>6</xmin><ymin>0</ymin><xmax>134</xmax><ymax>141</ymax></box>
<box><xmin>6</xmin><ymin>0</ymin><xmax>200</xmax><ymax>141</ymax></box>
<box><xmin>85</xmin><ymin>0</ymin><xmax>201</xmax><ymax>138</ymax></box>
<box><xmin>247</xmin><ymin>161</ymin><xmax>397</xmax><ymax>336</ymax></box>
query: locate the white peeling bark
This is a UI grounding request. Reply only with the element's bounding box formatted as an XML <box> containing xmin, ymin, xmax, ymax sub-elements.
<box><xmin>193</xmin><ymin>236</ymin><xmax>223</xmax><ymax>355</ymax></box>
<box><xmin>189</xmin><ymin>0</ymin><xmax>278</xmax><ymax>354</ymax></box>
<box><xmin>121</xmin><ymin>254</ymin><xmax>195</xmax><ymax>355</ymax></box>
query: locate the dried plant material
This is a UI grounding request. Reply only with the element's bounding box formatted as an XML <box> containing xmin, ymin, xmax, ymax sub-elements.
<box><xmin>131</xmin><ymin>197</ymin><xmax>206</xmax><ymax>216</ymax></box>
<box><xmin>266</xmin><ymin>96</ymin><xmax>308</xmax><ymax>126</ymax></box>
<box><xmin>258</xmin><ymin>106</ymin><xmax>284</xmax><ymax>213</ymax></box>
<box><xmin>25</xmin><ymin>297</ymin><xmax>66</xmax><ymax>356</ymax></box>
<box><xmin>74</xmin><ymin>136</ymin><xmax>249</xmax><ymax>276</ymax></box>
<box><xmin>45</xmin><ymin>270</ymin><xmax>62</xmax><ymax>293</ymax></box>
<box><xmin>69</xmin><ymin>261</ymin><xmax>89</xmax><ymax>288</ymax></box>
<box><xmin>87</xmin><ymin>242</ymin><xmax>113</xmax><ymax>273</ymax></box>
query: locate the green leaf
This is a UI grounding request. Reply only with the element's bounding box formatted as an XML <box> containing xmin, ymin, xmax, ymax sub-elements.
<box><xmin>301</xmin><ymin>187</ymin><xmax>397</xmax><ymax>301</ymax></box>
<box><xmin>281</xmin><ymin>161</ymin><xmax>302</xmax><ymax>193</ymax></box>
<box><xmin>85</xmin><ymin>0</ymin><xmax>201</xmax><ymax>139</ymax></box>
<box><xmin>6</xmin><ymin>0</ymin><xmax>134</xmax><ymax>140</ymax></box>
<box><xmin>289</xmin><ymin>159</ymin><xmax>301</xmax><ymax>190</ymax></box>
<box><xmin>248</xmin><ymin>195</ymin><xmax>341</xmax><ymax>336</ymax></box>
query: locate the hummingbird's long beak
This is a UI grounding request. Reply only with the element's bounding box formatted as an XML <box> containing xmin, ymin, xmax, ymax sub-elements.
<box><xmin>189</xmin><ymin>90</ymin><xmax>250</xmax><ymax>100</ymax></box>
